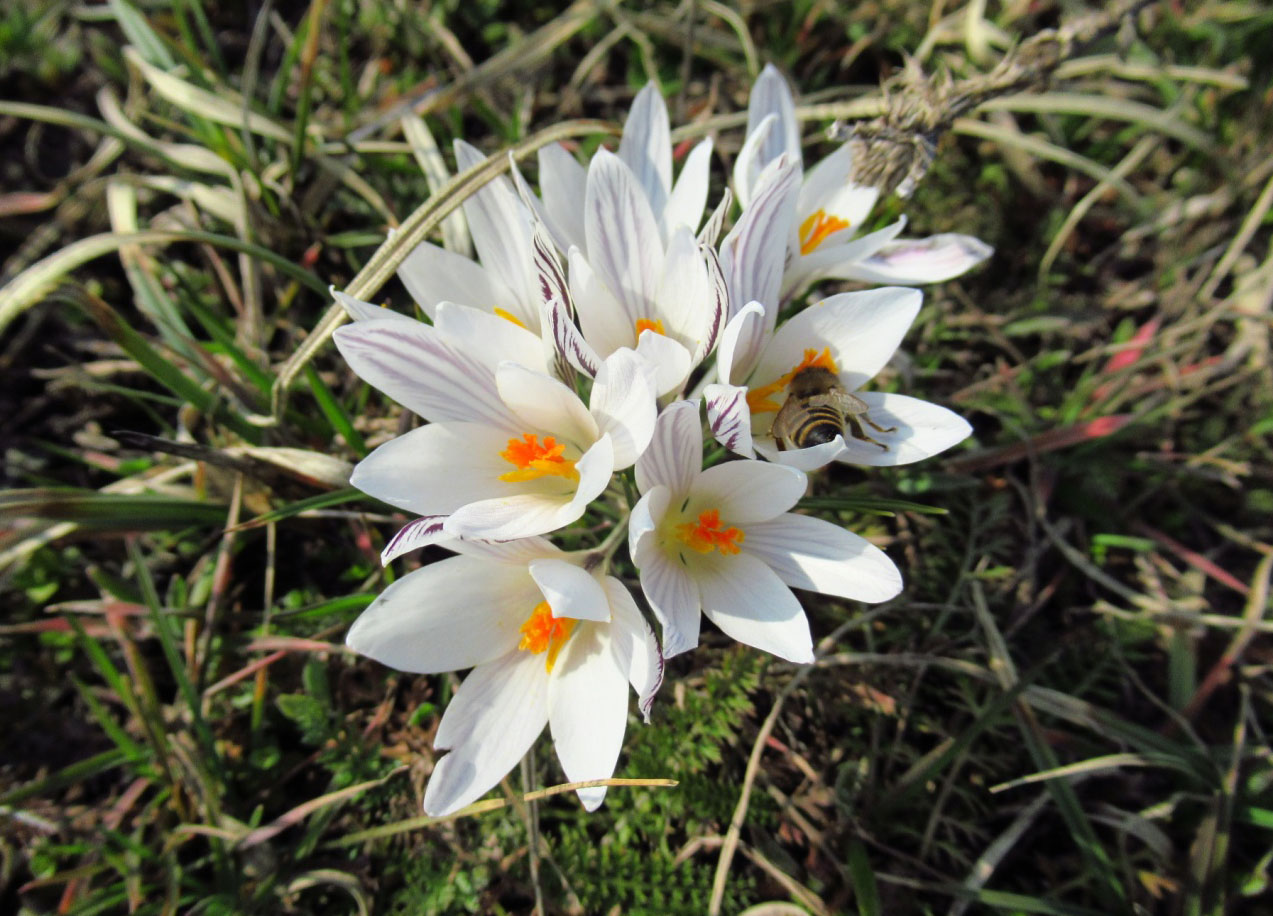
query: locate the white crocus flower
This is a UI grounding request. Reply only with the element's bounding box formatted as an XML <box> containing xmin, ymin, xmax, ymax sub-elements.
<box><xmin>703</xmin><ymin>287</ymin><xmax>973</xmax><ymax>471</ymax></box>
<box><xmin>628</xmin><ymin>401</ymin><xmax>903</xmax><ymax>660</ymax></box>
<box><xmin>346</xmin><ymin>535</ymin><xmax>662</xmax><ymax>816</ymax></box>
<box><xmin>334</xmin><ymin>316</ymin><xmax>656</xmax><ymax>540</ymax></box>
<box><xmin>396</xmin><ymin>139</ymin><xmax>544</xmax><ymax>333</ymax></box>
<box><xmin>550</xmin><ymin>148</ymin><xmax>726</xmax><ymax>397</ymax></box>
<box><xmin>733</xmin><ymin>63</ymin><xmax>992</xmax><ymax>303</ymax></box>
<box><xmin>523</xmin><ymin>83</ymin><xmax>714</xmax><ymax>254</ymax></box>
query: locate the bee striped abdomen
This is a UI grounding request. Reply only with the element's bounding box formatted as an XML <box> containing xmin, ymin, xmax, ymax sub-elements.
<box><xmin>790</xmin><ymin>406</ymin><xmax>844</xmax><ymax>447</ymax></box>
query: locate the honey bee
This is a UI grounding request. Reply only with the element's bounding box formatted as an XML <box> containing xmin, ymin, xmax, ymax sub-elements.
<box><xmin>772</xmin><ymin>367</ymin><xmax>896</xmax><ymax>451</ymax></box>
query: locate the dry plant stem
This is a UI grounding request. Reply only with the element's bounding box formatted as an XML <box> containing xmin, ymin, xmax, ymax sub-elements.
<box><xmin>196</xmin><ymin>472</ymin><xmax>243</xmax><ymax>694</ymax></box>
<box><xmin>269</xmin><ymin>118</ymin><xmax>617</xmax><ymax>421</ymax></box>
<box><xmin>1199</xmin><ymin>172</ymin><xmax>1273</xmax><ymax>302</ymax></box>
<box><xmin>1179</xmin><ymin>552</ymin><xmax>1273</xmax><ymax>725</ymax></box>
<box><xmin>739</xmin><ymin>843</ymin><xmax>831</xmax><ymax>916</ymax></box>
<box><xmin>329</xmin><ymin>778</ymin><xmax>679</xmax><ymax>846</ymax></box>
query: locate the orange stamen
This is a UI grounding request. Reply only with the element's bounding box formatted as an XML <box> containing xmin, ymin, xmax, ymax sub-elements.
<box><xmin>493</xmin><ymin>307</ymin><xmax>527</xmax><ymax>329</ymax></box>
<box><xmin>636</xmin><ymin>318</ymin><xmax>666</xmax><ymax>336</ymax></box>
<box><xmin>799</xmin><ymin>209</ymin><xmax>851</xmax><ymax>256</ymax></box>
<box><xmin>675</xmin><ymin>508</ymin><xmax>745</xmax><ymax>556</ymax></box>
<box><xmin>518</xmin><ymin>601</ymin><xmax>576</xmax><ymax>671</ymax></box>
<box><xmin>499</xmin><ymin>433</ymin><xmax>579</xmax><ymax>483</ymax></box>
<box><xmin>745</xmin><ymin>348</ymin><xmax>840</xmax><ymax>414</ymax></box>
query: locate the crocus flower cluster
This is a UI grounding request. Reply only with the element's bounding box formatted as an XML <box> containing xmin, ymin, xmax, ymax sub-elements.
<box><xmin>334</xmin><ymin>67</ymin><xmax>990</xmax><ymax>817</ymax></box>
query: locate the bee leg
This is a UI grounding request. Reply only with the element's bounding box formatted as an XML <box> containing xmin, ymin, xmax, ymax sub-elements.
<box><xmin>863</xmin><ymin>413</ymin><xmax>897</xmax><ymax>435</ymax></box>
<box><xmin>845</xmin><ymin>413</ymin><xmax>891</xmax><ymax>450</ymax></box>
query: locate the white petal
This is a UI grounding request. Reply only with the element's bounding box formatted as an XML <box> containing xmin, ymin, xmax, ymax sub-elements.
<box><xmin>398</xmin><ymin>241</ymin><xmax>514</xmax><ymax>321</ymax></box>
<box><xmin>530</xmin><ymin>222</ymin><xmax>572</xmax><ymax>312</ymax></box>
<box><xmin>654</xmin><ymin>227</ymin><xmax>713</xmax><ymax>361</ymax></box>
<box><xmin>715</xmin><ymin>301</ymin><xmax>766</xmax><ymax>387</ymax></box>
<box><xmin>755</xmin><ymin>436</ymin><xmax>845</xmax><ymax>472</ymax></box>
<box><xmin>541</xmin><ymin>296</ymin><xmax>601</xmax><ymax>379</ymax></box>
<box><xmin>636</xmin><ymin>542</ymin><xmax>701</xmax><ymax>659</ymax></box>
<box><xmin>794</xmin><ymin>216</ymin><xmax>907</xmax><ymax>286</ymax></box>
<box><xmin>569</xmin><ymin>245</ymin><xmax>634</xmax><ymax>358</ymax></box>
<box><xmin>754</xmin><ymin>287</ymin><xmax>922</xmax><ymax>392</ymax></box>
<box><xmin>454</xmin><ymin>140</ymin><xmax>538</xmax><ymax>323</ymax></box>
<box><xmin>444</xmin><ymin>433</ymin><xmax>614</xmax><ymax>539</ymax></box>
<box><xmin>334</xmin><ymin>318</ymin><xmax>516</xmax><ymax>427</ymax></box>
<box><xmin>347</xmin><ymin>556</ymin><xmax>535</xmax><ymax>674</ymax></box>
<box><xmin>530</xmin><ymin>558</ymin><xmax>611</xmax><ymax>622</ymax></box>
<box><xmin>635</xmin><ymin>399</ymin><xmax>702</xmax><ymax>499</ymax></box>
<box><xmin>703</xmin><ymin>383</ymin><xmax>755</xmax><ymax>459</ymax></box>
<box><xmin>585</xmin><ymin>148</ymin><xmax>664</xmax><ymax>321</ymax></box>
<box><xmin>447</xmin><ymin>535</ymin><xmax>562</xmax><ymax>564</ymax></box>
<box><xmin>538</xmin><ymin>143</ymin><xmax>589</xmax><ymax>254</ymax></box>
<box><xmin>733</xmin><ymin>112</ymin><xmax>777</xmax><ymax>208</ymax></box>
<box><xmin>689</xmin><ymin>460</ymin><xmax>806</xmax><ymax>523</ymax></box>
<box><xmin>697</xmin><ymin>552</ymin><xmax>813</xmax><ymax>663</ymax></box>
<box><xmin>838</xmin><ymin>233</ymin><xmax>994</xmax><ymax>285</ymax></box>
<box><xmin>602</xmin><ymin>576</ymin><xmax>664</xmax><ymax>719</ymax></box>
<box><xmin>635</xmin><ymin>331</ymin><xmax>693</xmax><ymax>398</ymax></box>
<box><xmin>618</xmin><ymin>84</ymin><xmax>673</xmax><ymax>220</ymax></box>
<box><xmin>332</xmin><ymin>289</ymin><xmax>415</xmax><ymax>323</ymax></box>
<box><xmin>351</xmin><ymin>422</ymin><xmax>512</xmax><ymax>516</ymax></box>
<box><xmin>424</xmin><ymin>651</ymin><xmax>548</xmax><ymax>816</ymax></box>
<box><xmin>744</xmin><ymin>514</ymin><xmax>903</xmax><ymax>603</ymax></box>
<box><xmin>381</xmin><ymin>515</ymin><xmax>451</xmax><ymax>565</ymax></box>
<box><xmin>434</xmin><ymin>301</ymin><xmax>549</xmax><ymax>376</ymax></box>
<box><xmin>590</xmin><ymin>350</ymin><xmax>657</xmax><ymax>469</ymax></box>
<box><xmin>834</xmin><ymin>392</ymin><xmax>972</xmax><ymax>466</ymax></box>
<box><xmin>628</xmin><ymin>486</ymin><xmax>670</xmax><ymax>569</ymax></box>
<box><xmin>799</xmin><ymin>145</ymin><xmax>876</xmax><ymax>232</ymax></box>
<box><xmin>663</xmin><ymin>138</ymin><xmax>713</xmax><ymax>236</ymax></box>
<box><xmin>748</xmin><ymin>64</ymin><xmax>801</xmax><ymax>170</ymax></box>
<box><xmin>497</xmin><ymin>362</ymin><xmax>599</xmax><ymax>450</ymax></box>
<box><xmin>548</xmin><ymin>620</ymin><xmax>630</xmax><ymax>811</ymax></box>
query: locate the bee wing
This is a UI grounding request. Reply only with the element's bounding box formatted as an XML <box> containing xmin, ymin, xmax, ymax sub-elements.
<box><xmin>809</xmin><ymin>388</ymin><xmax>869</xmax><ymax>415</ymax></box>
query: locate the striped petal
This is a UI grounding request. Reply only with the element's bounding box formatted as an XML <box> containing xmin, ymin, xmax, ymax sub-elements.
<box><xmin>585</xmin><ymin>148</ymin><xmax>665</xmax><ymax>322</ymax></box>
<box><xmin>618</xmin><ymin>83</ymin><xmax>673</xmax><ymax>221</ymax></box>
<box><xmin>334</xmin><ymin>317</ymin><xmax>516</xmax><ymax>427</ymax></box>
<box><xmin>836</xmin><ymin>233</ymin><xmax>994</xmax><ymax>285</ymax></box>
<box><xmin>703</xmin><ymin>382</ymin><xmax>755</xmax><ymax>459</ymax></box>
<box><xmin>635</xmin><ymin>399</ymin><xmax>702</xmax><ymax>500</ymax></box>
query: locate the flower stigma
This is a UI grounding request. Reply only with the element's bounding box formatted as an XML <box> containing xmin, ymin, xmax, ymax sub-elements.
<box><xmin>799</xmin><ymin>209</ymin><xmax>851</xmax><ymax>255</ymax></box>
<box><xmin>636</xmin><ymin>318</ymin><xmax>666</xmax><ymax>336</ymax></box>
<box><xmin>746</xmin><ymin>347</ymin><xmax>840</xmax><ymax>414</ymax></box>
<box><xmin>518</xmin><ymin>601</ymin><xmax>576</xmax><ymax>671</ymax></box>
<box><xmin>676</xmin><ymin>508</ymin><xmax>745</xmax><ymax>555</ymax></box>
<box><xmin>499</xmin><ymin>433</ymin><xmax>580</xmax><ymax>483</ymax></box>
